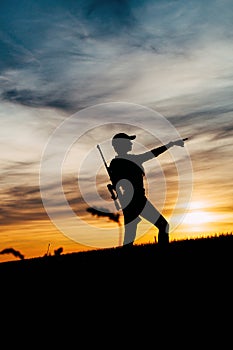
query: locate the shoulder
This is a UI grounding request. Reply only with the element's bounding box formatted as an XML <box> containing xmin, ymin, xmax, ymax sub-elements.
<box><xmin>109</xmin><ymin>157</ymin><xmax>134</xmax><ymax>170</ymax></box>
<box><xmin>110</xmin><ymin>157</ymin><xmax>118</xmax><ymax>164</ymax></box>
<box><xmin>109</xmin><ymin>157</ymin><xmax>121</xmax><ymax>168</ymax></box>
<box><xmin>110</xmin><ymin>157</ymin><xmax>125</xmax><ymax>165</ymax></box>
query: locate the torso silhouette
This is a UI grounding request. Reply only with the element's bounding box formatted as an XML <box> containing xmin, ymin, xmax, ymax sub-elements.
<box><xmin>109</xmin><ymin>145</ymin><xmax>168</xmax><ymax>195</ymax></box>
<box><xmin>109</xmin><ymin>154</ymin><xmax>147</xmax><ymax>223</ymax></box>
<box><xmin>109</xmin><ymin>145</ymin><xmax>168</xmax><ymax>220</ymax></box>
<box><xmin>109</xmin><ymin>154</ymin><xmax>146</xmax><ymax>198</ymax></box>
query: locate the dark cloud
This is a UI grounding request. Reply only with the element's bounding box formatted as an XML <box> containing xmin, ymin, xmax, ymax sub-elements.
<box><xmin>172</xmin><ymin>110</ymin><xmax>233</xmax><ymax>139</ymax></box>
<box><xmin>0</xmin><ymin>184</ymin><xmax>47</xmax><ymax>225</ymax></box>
<box><xmin>1</xmin><ymin>88</ymin><xmax>74</xmax><ymax>110</ymax></box>
<box><xmin>0</xmin><ymin>161</ymin><xmax>61</xmax><ymax>224</ymax></box>
<box><xmin>84</xmin><ymin>0</ymin><xmax>135</xmax><ymax>36</ymax></box>
<box><xmin>0</xmin><ymin>174</ymin><xmax>91</xmax><ymax>226</ymax></box>
<box><xmin>210</xmin><ymin>124</ymin><xmax>233</xmax><ymax>141</ymax></box>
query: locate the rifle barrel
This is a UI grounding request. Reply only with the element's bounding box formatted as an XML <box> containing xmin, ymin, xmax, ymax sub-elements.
<box><xmin>97</xmin><ymin>144</ymin><xmax>109</xmax><ymax>170</ymax></box>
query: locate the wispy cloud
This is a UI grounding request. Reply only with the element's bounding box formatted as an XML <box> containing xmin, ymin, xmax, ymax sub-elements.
<box><xmin>1</xmin><ymin>0</ymin><xmax>232</xmax><ymax>112</ymax></box>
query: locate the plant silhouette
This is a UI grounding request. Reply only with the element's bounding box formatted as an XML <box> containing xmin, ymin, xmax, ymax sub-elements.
<box><xmin>0</xmin><ymin>247</ymin><xmax>24</xmax><ymax>260</ymax></box>
<box><xmin>87</xmin><ymin>206</ymin><xmax>123</xmax><ymax>245</ymax></box>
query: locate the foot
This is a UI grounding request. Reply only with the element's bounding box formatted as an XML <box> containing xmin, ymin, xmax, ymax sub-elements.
<box><xmin>158</xmin><ymin>233</ymin><xmax>169</xmax><ymax>246</ymax></box>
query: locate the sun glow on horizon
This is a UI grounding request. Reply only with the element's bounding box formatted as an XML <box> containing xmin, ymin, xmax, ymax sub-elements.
<box><xmin>182</xmin><ymin>211</ymin><xmax>213</xmax><ymax>225</ymax></box>
<box><xmin>181</xmin><ymin>201</ymin><xmax>221</xmax><ymax>232</ymax></box>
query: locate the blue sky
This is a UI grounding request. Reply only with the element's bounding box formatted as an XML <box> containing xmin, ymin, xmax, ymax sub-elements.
<box><xmin>1</xmin><ymin>0</ymin><xmax>233</xmax><ymax>111</ymax></box>
<box><xmin>0</xmin><ymin>0</ymin><xmax>233</xmax><ymax>260</ymax></box>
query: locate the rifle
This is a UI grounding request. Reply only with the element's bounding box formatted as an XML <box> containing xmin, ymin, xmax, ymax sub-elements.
<box><xmin>96</xmin><ymin>144</ymin><xmax>121</xmax><ymax>211</ymax></box>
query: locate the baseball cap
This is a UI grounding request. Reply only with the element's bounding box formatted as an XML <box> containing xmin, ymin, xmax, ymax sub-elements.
<box><xmin>112</xmin><ymin>132</ymin><xmax>136</xmax><ymax>141</ymax></box>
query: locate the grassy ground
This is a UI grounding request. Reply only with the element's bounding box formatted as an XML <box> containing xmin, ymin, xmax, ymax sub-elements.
<box><xmin>1</xmin><ymin>233</ymin><xmax>232</xmax><ymax>336</ymax></box>
<box><xmin>1</xmin><ymin>233</ymin><xmax>232</xmax><ymax>282</ymax></box>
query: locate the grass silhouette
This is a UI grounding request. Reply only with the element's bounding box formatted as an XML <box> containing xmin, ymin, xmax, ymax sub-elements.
<box><xmin>0</xmin><ymin>232</ymin><xmax>232</xmax><ymax>279</ymax></box>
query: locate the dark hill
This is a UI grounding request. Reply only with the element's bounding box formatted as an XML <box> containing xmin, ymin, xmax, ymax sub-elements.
<box><xmin>1</xmin><ymin>234</ymin><xmax>232</xmax><ymax>325</ymax></box>
<box><xmin>1</xmin><ymin>234</ymin><xmax>232</xmax><ymax>286</ymax></box>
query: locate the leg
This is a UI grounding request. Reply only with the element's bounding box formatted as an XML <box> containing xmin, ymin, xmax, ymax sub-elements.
<box><xmin>156</xmin><ymin>215</ymin><xmax>170</xmax><ymax>246</ymax></box>
<box><xmin>122</xmin><ymin>197</ymin><xmax>144</xmax><ymax>246</ymax></box>
<box><xmin>123</xmin><ymin>216</ymin><xmax>141</xmax><ymax>246</ymax></box>
<box><xmin>140</xmin><ymin>199</ymin><xmax>169</xmax><ymax>246</ymax></box>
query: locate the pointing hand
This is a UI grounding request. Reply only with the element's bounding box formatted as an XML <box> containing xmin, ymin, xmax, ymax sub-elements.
<box><xmin>169</xmin><ymin>138</ymin><xmax>188</xmax><ymax>148</ymax></box>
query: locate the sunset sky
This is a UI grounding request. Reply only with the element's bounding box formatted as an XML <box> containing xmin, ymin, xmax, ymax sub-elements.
<box><xmin>0</xmin><ymin>0</ymin><xmax>232</xmax><ymax>262</ymax></box>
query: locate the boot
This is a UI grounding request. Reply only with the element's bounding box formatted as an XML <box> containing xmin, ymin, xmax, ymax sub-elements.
<box><xmin>158</xmin><ymin>232</ymin><xmax>169</xmax><ymax>246</ymax></box>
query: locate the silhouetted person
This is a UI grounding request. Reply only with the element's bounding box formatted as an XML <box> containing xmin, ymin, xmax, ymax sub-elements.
<box><xmin>109</xmin><ymin>132</ymin><xmax>185</xmax><ymax>247</ymax></box>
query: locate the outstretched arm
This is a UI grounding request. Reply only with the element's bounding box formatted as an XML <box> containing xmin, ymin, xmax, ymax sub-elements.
<box><xmin>137</xmin><ymin>138</ymin><xmax>188</xmax><ymax>162</ymax></box>
<box><xmin>152</xmin><ymin>138</ymin><xmax>186</xmax><ymax>157</ymax></box>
